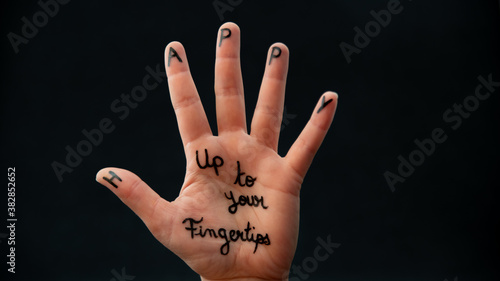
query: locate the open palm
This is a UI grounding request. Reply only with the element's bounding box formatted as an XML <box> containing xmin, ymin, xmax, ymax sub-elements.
<box><xmin>97</xmin><ymin>23</ymin><xmax>338</xmax><ymax>281</ymax></box>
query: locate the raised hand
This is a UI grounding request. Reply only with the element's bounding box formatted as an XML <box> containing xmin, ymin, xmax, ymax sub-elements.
<box><xmin>96</xmin><ymin>22</ymin><xmax>338</xmax><ymax>281</ymax></box>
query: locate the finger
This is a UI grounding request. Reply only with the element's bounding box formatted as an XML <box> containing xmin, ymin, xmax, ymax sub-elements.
<box><xmin>251</xmin><ymin>43</ymin><xmax>289</xmax><ymax>151</ymax></box>
<box><xmin>165</xmin><ymin>42</ymin><xmax>212</xmax><ymax>147</ymax></box>
<box><xmin>96</xmin><ymin>168</ymin><xmax>175</xmax><ymax>238</ymax></box>
<box><xmin>285</xmin><ymin>92</ymin><xmax>338</xmax><ymax>179</ymax></box>
<box><xmin>214</xmin><ymin>22</ymin><xmax>246</xmax><ymax>133</ymax></box>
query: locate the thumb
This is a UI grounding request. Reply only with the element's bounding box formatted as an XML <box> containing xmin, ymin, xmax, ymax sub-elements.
<box><xmin>96</xmin><ymin>167</ymin><xmax>174</xmax><ymax>236</ymax></box>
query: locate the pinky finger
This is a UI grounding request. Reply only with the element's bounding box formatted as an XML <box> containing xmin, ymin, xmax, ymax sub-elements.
<box><xmin>285</xmin><ymin>92</ymin><xmax>338</xmax><ymax>180</ymax></box>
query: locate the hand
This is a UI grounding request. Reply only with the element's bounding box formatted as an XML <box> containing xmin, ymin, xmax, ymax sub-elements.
<box><xmin>96</xmin><ymin>22</ymin><xmax>338</xmax><ymax>281</ymax></box>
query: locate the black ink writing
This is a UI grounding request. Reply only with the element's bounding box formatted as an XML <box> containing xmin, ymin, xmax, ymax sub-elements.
<box><xmin>219</xmin><ymin>28</ymin><xmax>231</xmax><ymax>47</ymax></box>
<box><xmin>196</xmin><ymin>149</ymin><xmax>224</xmax><ymax>176</ymax></box>
<box><xmin>168</xmin><ymin>47</ymin><xmax>183</xmax><ymax>67</ymax></box>
<box><xmin>233</xmin><ymin>161</ymin><xmax>256</xmax><ymax>187</ymax></box>
<box><xmin>268</xmin><ymin>46</ymin><xmax>281</xmax><ymax>65</ymax></box>
<box><xmin>103</xmin><ymin>171</ymin><xmax>122</xmax><ymax>188</ymax></box>
<box><xmin>182</xmin><ymin>217</ymin><xmax>271</xmax><ymax>255</ymax></box>
<box><xmin>317</xmin><ymin>95</ymin><xmax>333</xmax><ymax>114</ymax></box>
<box><xmin>224</xmin><ymin>191</ymin><xmax>268</xmax><ymax>214</ymax></box>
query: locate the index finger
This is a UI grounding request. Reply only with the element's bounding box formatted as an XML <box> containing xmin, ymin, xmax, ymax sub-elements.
<box><xmin>165</xmin><ymin>42</ymin><xmax>212</xmax><ymax>147</ymax></box>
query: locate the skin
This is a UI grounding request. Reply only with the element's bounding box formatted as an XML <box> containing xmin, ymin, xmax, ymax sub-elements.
<box><xmin>96</xmin><ymin>22</ymin><xmax>338</xmax><ymax>281</ymax></box>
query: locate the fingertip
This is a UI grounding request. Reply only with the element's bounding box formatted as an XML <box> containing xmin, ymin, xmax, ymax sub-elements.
<box><xmin>270</xmin><ymin>42</ymin><xmax>289</xmax><ymax>57</ymax></box>
<box><xmin>266</xmin><ymin>42</ymin><xmax>289</xmax><ymax>68</ymax></box>
<box><xmin>164</xmin><ymin>41</ymin><xmax>187</xmax><ymax>70</ymax></box>
<box><xmin>220</xmin><ymin>22</ymin><xmax>240</xmax><ymax>34</ymax></box>
<box><xmin>164</xmin><ymin>41</ymin><xmax>184</xmax><ymax>54</ymax></box>
<box><xmin>96</xmin><ymin>167</ymin><xmax>110</xmax><ymax>184</ymax></box>
<box><xmin>95</xmin><ymin>168</ymin><xmax>103</xmax><ymax>182</ymax></box>
<box><xmin>263</xmin><ymin>43</ymin><xmax>289</xmax><ymax>81</ymax></box>
<box><xmin>325</xmin><ymin>91</ymin><xmax>339</xmax><ymax>101</ymax></box>
<box><xmin>216</xmin><ymin>22</ymin><xmax>241</xmax><ymax>55</ymax></box>
<box><xmin>315</xmin><ymin>91</ymin><xmax>338</xmax><ymax>114</ymax></box>
<box><xmin>96</xmin><ymin>166</ymin><xmax>116</xmax><ymax>178</ymax></box>
<box><xmin>96</xmin><ymin>167</ymin><xmax>126</xmax><ymax>189</ymax></box>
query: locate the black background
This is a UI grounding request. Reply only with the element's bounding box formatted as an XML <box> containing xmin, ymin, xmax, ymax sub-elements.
<box><xmin>1</xmin><ymin>0</ymin><xmax>499</xmax><ymax>280</ymax></box>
